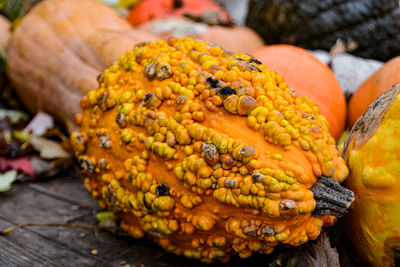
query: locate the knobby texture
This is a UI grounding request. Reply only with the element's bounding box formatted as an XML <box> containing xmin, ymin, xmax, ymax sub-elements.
<box><xmin>71</xmin><ymin>38</ymin><xmax>350</xmax><ymax>263</ymax></box>
<box><xmin>246</xmin><ymin>0</ymin><xmax>400</xmax><ymax>61</ymax></box>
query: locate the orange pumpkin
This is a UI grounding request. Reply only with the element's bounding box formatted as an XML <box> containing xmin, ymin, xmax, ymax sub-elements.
<box><xmin>137</xmin><ymin>16</ymin><xmax>264</xmax><ymax>54</ymax></box>
<box><xmin>126</xmin><ymin>0</ymin><xmax>231</xmax><ymax>26</ymax></box>
<box><xmin>7</xmin><ymin>0</ymin><xmax>158</xmax><ymax>132</ymax></box>
<box><xmin>71</xmin><ymin>37</ymin><xmax>353</xmax><ymax>263</ymax></box>
<box><xmin>250</xmin><ymin>45</ymin><xmax>346</xmax><ymax>141</ymax></box>
<box><xmin>348</xmin><ymin>56</ymin><xmax>400</xmax><ymax>128</ymax></box>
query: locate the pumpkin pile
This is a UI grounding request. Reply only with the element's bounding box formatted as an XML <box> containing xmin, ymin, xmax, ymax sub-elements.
<box><xmin>4</xmin><ymin>0</ymin><xmax>400</xmax><ymax>265</ymax></box>
<box><xmin>71</xmin><ymin>37</ymin><xmax>353</xmax><ymax>262</ymax></box>
<box><xmin>125</xmin><ymin>0</ymin><xmax>264</xmax><ymax>54</ymax></box>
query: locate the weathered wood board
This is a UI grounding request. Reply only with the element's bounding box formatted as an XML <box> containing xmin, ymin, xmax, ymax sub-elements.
<box><xmin>0</xmin><ymin>175</ymin><xmax>277</xmax><ymax>267</ymax></box>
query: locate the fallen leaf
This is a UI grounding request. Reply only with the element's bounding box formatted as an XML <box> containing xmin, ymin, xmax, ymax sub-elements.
<box><xmin>0</xmin><ymin>157</ymin><xmax>34</xmax><ymax>177</ymax></box>
<box><xmin>23</xmin><ymin>111</ymin><xmax>54</xmax><ymax>136</ymax></box>
<box><xmin>0</xmin><ymin>117</ymin><xmax>31</xmax><ymax>157</ymax></box>
<box><xmin>329</xmin><ymin>39</ymin><xmax>346</xmax><ymax>57</ymax></box>
<box><xmin>96</xmin><ymin>211</ymin><xmax>116</xmax><ymax>226</ymax></box>
<box><xmin>30</xmin><ymin>157</ymin><xmax>73</xmax><ymax>179</ymax></box>
<box><xmin>29</xmin><ymin>135</ymin><xmax>71</xmax><ymax>159</ymax></box>
<box><xmin>0</xmin><ymin>169</ymin><xmax>17</xmax><ymax>192</ymax></box>
<box><xmin>12</xmin><ymin>129</ymin><xmax>30</xmax><ymax>143</ymax></box>
<box><xmin>96</xmin><ymin>211</ymin><xmax>119</xmax><ymax>233</ymax></box>
<box><xmin>304</xmin><ymin>232</ymin><xmax>340</xmax><ymax>267</ymax></box>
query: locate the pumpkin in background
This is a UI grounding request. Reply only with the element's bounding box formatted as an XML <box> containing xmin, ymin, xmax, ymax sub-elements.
<box><xmin>343</xmin><ymin>84</ymin><xmax>400</xmax><ymax>267</ymax></box>
<box><xmin>126</xmin><ymin>0</ymin><xmax>231</xmax><ymax>26</ymax></box>
<box><xmin>71</xmin><ymin>37</ymin><xmax>353</xmax><ymax>263</ymax></box>
<box><xmin>0</xmin><ymin>16</ymin><xmax>10</xmax><ymax>49</ymax></box>
<box><xmin>7</xmin><ymin>0</ymin><xmax>158</xmax><ymax>133</ymax></box>
<box><xmin>250</xmin><ymin>45</ymin><xmax>346</xmax><ymax>141</ymax></box>
<box><xmin>246</xmin><ymin>0</ymin><xmax>400</xmax><ymax>61</ymax></box>
<box><xmin>348</xmin><ymin>56</ymin><xmax>400</xmax><ymax>128</ymax></box>
<box><xmin>137</xmin><ymin>16</ymin><xmax>264</xmax><ymax>54</ymax></box>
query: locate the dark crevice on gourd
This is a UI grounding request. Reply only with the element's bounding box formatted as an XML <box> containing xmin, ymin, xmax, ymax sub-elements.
<box><xmin>384</xmin><ymin>238</ymin><xmax>400</xmax><ymax>267</ymax></box>
<box><xmin>310</xmin><ymin>176</ymin><xmax>354</xmax><ymax>217</ymax></box>
<box><xmin>246</xmin><ymin>0</ymin><xmax>400</xmax><ymax>61</ymax></box>
<box><xmin>394</xmin><ymin>246</ymin><xmax>400</xmax><ymax>267</ymax></box>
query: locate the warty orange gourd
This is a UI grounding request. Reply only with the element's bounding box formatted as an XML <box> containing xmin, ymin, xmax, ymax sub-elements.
<box><xmin>71</xmin><ymin>38</ymin><xmax>353</xmax><ymax>263</ymax></box>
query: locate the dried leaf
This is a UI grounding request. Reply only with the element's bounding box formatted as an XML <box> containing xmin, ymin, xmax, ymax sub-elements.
<box><xmin>0</xmin><ymin>157</ymin><xmax>34</xmax><ymax>177</ymax></box>
<box><xmin>329</xmin><ymin>39</ymin><xmax>347</xmax><ymax>57</ymax></box>
<box><xmin>23</xmin><ymin>111</ymin><xmax>54</xmax><ymax>136</ymax></box>
<box><xmin>0</xmin><ymin>117</ymin><xmax>31</xmax><ymax>157</ymax></box>
<box><xmin>29</xmin><ymin>135</ymin><xmax>71</xmax><ymax>159</ymax></box>
<box><xmin>30</xmin><ymin>157</ymin><xmax>73</xmax><ymax>178</ymax></box>
<box><xmin>304</xmin><ymin>232</ymin><xmax>340</xmax><ymax>267</ymax></box>
<box><xmin>0</xmin><ymin>169</ymin><xmax>17</xmax><ymax>192</ymax></box>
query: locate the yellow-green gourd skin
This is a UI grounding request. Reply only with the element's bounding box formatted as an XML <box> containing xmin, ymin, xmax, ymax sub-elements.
<box><xmin>344</xmin><ymin>85</ymin><xmax>400</xmax><ymax>267</ymax></box>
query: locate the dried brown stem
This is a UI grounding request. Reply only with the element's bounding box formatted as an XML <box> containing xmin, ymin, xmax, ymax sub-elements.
<box><xmin>311</xmin><ymin>176</ymin><xmax>354</xmax><ymax>217</ymax></box>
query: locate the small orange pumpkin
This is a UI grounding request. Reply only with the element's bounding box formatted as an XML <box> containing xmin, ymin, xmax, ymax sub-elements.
<box><xmin>126</xmin><ymin>0</ymin><xmax>231</xmax><ymax>26</ymax></box>
<box><xmin>137</xmin><ymin>16</ymin><xmax>264</xmax><ymax>54</ymax></box>
<box><xmin>348</xmin><ymin>56</ymin><xmax>400</xmax><ymax>128</ymax></box>
<box><xmin>250</xmin><ymin>45</ymin><xmax>346</xmax><ymax>141</ymax></box>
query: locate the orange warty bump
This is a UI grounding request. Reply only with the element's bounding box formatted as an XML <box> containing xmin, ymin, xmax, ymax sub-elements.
<box><xmin>71</xmin><ymin>38</ymin><xmax>352</xmax><ymax>263</ymax></box>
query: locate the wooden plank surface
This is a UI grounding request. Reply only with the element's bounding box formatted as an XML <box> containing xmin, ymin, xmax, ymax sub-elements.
<box><xmin>0</xmin><ymin>175</ymin><xmax>276</xmax><ymax>267</ymax></box>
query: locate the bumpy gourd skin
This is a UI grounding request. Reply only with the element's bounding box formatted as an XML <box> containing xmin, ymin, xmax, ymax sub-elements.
<box><xmin>71</xmin><ymin>38</ymin><xmax>348</xmax><ymax>263</ymax></box>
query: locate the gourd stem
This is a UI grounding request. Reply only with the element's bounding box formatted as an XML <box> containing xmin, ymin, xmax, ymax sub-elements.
<box><xmin>311</xmin><ymin>176</ymin><xmax>354</xmax><ymax>217</ymax></box>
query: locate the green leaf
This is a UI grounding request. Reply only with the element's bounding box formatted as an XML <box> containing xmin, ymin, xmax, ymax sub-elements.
<box><xmin>96</xmin><ymin>211</ymin><xmax>118</xmax><ymax>230</ymax></box>
<box><xmin>0</xmin><ymin>0</ymin><xmax>41</xmax><ymax>22</ymax></box>
<box><xmin>0</xmin><ymin>109</ymin><xmax>29</xmax><ymax>124</ymax></box>
<box><xmin>337</xmin><ymin>129</ymin><xmax>350</xmax><ymax>146</ymax></box>
<box><xmin>12</xmin><ymin>130</ymin><xmax>30</xmax><ymax>143</ymax></box>
<box><xmin>0</xmin><ymin>0</ymin><xmax>26</xmax><ymax>21</ymax></box>
<box><xmin>0</xmin><ymin>169</ymin><xmax>17</xmax><ymax>192</ymax></box>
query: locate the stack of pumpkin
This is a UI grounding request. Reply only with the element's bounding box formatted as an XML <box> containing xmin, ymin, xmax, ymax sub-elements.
<box><xmin>1</xmin><ymin>0</ymin><xmax>399</xmax><ymax>265</ymax></box>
